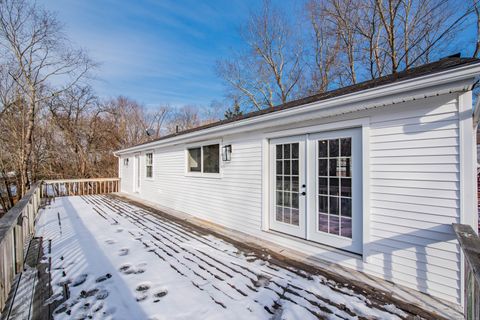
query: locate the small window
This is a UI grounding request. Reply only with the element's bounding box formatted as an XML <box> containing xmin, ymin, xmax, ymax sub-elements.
<box><xmin>187</xmin><ymin>143</ymin><xmax>220</xmax><ymax>175</ymax></box>
<box><xmin>188</xmin><ymin>147</ymin><xmax>201</xmax><ymax>172</ymax></box>
<box><xmin>203</xmin><ymin>144</ymin><xmax>219</xmax><ymax>173</ymax></box>
<box><xmin>145</xmin><ymin>152</ymin><xmax>153</xmax><ymax>178</ymax></box>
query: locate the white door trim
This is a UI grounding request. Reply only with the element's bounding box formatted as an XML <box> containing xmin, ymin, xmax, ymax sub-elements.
<box><xmin>134</xmin><ymin>153</ymin><xmax>141</xmax><ymax>193</ymax></box>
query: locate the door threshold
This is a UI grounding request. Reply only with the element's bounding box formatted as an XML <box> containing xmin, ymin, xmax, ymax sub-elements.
<box><xmin>265</xmin><ymin>229</ymin><xmax>363</xmax><ymax>260</ymax></box>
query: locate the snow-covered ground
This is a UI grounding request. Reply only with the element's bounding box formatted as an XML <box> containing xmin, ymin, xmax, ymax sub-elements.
<box><xmin>36</xmin><ymin>195</ymin><xmax>413</xmax><ymax>320</ymax></box>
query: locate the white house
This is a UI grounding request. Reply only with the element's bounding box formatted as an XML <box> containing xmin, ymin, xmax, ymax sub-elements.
<box><xmin>114</xmin><ymin>57</ymin><xmax>480</xmax><ymax>307</ymax></box>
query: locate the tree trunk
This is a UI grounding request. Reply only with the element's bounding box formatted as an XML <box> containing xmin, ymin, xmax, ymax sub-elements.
<box><xmin>20</xmin><ymin>98</ymin><xmax>36</xmax><ymax>196</ymax></box>
<box><xmin>0</xmin><ymin>172</ymin><xmax>14</xmax><ymax>211</ymax></box>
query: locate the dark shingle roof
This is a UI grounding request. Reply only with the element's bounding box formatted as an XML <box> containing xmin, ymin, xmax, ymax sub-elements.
<box><xmin>123</xmin><ymin>56</ymin><xmax>480</xmax><ymax>151</ymax></box>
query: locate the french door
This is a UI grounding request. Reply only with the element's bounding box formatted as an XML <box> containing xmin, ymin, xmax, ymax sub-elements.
<box><xmin>269</xmin><ymin>136</ymin><xmax>306</xmax><ymax>238</ymax></box>
<box><xmin>269</xmin><ymin>128</ymin><xmax>362</xmax><ymax>254</ymax></box>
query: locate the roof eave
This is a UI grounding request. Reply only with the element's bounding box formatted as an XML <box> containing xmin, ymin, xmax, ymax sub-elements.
<box><xmin>115</xmin><ymin>62</ymin><xmax>480</xmax><ymax>155</ymax></box>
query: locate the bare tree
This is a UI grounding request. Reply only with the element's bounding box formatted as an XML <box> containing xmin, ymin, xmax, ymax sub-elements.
<box><xmin>306</xmin><ymin>0</ymin><xmax>342</xmax><ymax>92</ymax></box>
<box><xmin>325</xmin><ymin>0</ymin><xmax>361</xmax><ymax>84</ymax></box>
<box><xmin>0</xmin><ymin>0</ymin><xmax>93</xmax><ymax>195</ymax></box>
<box><xmin>305</xmin><ymin>0</ymin><xmax>462</xmax><ymax>79</ymax></box>
<box><xmin>472</xmin><ymin>0</ymin><xmax>480</xmax><ymax>58</ymax></box>
<box><xmin>167</xmin><ymin>105</ymin><xmax>202</xmax><ymax>132</ymax></box>
<box><xmin>0</xmin><ymin>61</ymin><xmax>16</xmax><ymax>118</ymax></box>
<box><xmin>217</xmin><ymin>0</ymin><xmax>305</xmax><ymax>111</ymax></box>
<box><xmin>105</xmin><ymin>96</ymin><xmax>170</xmax><ymax>147</ymax></box>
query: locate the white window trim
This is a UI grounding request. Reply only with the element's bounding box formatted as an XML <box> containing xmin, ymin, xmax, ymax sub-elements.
<box><xmin>185</xmin><ymin>139</ymin><xmax>222</xmax><ymax>178</ymax></box>
<box><xmin>145</xmin><ymin>150</ymin><xmax>154</xmax><ymax>180</ymax></box>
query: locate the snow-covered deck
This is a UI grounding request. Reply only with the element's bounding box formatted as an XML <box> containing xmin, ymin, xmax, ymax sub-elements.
<box><xmin>35</xmin><ymin>195</ymin><xmax>445</xmax><ymax>319</ymax></box>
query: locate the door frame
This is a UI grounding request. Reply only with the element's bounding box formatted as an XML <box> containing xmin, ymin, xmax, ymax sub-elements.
<box><xmin>261</xmin><ymin>117</ymin><xmax>370</xmax><ymax>256</ymax></box>
<box><xmin>133</xmin><ymin>153</ymin><xmax>141</xmax><ymax>193</ymax></box>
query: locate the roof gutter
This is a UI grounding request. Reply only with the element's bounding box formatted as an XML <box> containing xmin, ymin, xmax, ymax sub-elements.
<box><xmin>115</xmin><ymin>62</ymin><xmax>480</xmax><ymax>155</ymax></box>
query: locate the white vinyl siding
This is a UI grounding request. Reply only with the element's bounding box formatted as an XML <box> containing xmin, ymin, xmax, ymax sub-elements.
<box><xmin>367</xmin><ymin>94</ymin><xmax>461</xmax><ymax>302</ymax></box>
<box><xmin>119</xmin><ymin>92</ymin><xmax>466</xmax><ymax>305</ymax></box>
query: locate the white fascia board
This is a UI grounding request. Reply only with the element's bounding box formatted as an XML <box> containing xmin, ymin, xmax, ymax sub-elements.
<box><xmin>115</xmin><ymin>62</ymin><xmax>480</xmax><ymax>155</ymax></box>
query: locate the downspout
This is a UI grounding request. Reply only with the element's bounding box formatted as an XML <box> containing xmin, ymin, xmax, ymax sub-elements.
<box><xmin>472</xmin><ymin>82</ymin><xmax>480</xmax><ymax>171</ymax></box>
<box><xmin>473</xmin><ymin>92</ymin><xmax>480</xmax><ymax>129</ymax></box>
<box><xmin>113</xmin><ymin>152</ymin><xmax>121</xmax><ymax>192</ymax></box>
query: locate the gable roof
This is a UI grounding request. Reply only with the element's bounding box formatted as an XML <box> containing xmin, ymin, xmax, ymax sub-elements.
<box><xmin>119</xmin><ymin>56</ymin><xmax>480</xmax><ymax>152</ymax></box>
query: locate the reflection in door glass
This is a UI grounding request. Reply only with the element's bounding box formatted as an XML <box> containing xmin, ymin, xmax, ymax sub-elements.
<box><xmin>317</xmin><ymin>138</ymin><xmax>352</xmax><ymax>238</ymax></box>
<box><xmin>275</xmin><ymin>143</ymin><xmax>300</xmax><ymax>226</ymax></box>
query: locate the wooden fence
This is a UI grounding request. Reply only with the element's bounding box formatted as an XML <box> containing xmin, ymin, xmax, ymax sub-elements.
<box><xmin>0</xmin><ymin>182</ymin><xmax>41</xmax><ymax>311</ymax></box>
<box><xmin>453</xmin><ymin>223</ymin><xmax>480</xmax><ymax>320</ymax></box>
<box><xmin>0</xmin><ymin>178</ymin><xmax>120</xmax><ymax>313</ymax></box>
<box><xmin>42</xmin><ymin>178</ymin><xmax>119</xmax><ymax>198</ymax></box>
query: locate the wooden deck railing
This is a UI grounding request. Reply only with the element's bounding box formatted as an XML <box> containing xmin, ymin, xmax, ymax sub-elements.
<box><xmin>0</xmin><ymin>178</ymin><xmax>120</xmax><ymax>313</ymax></box>
<box><xmin>42</xmin><ymin>178</ymin><xmax>120</xmax><ymax>197</ymax></box>
<box><xmin>453</xmin><ymin>224</ymin><xmax>480</xmax><ymax>320</ymax></box>
<box><xmin>0</xmin><ymin>182</ymin><xmax>41</xmax><ymax>311</ymax></box>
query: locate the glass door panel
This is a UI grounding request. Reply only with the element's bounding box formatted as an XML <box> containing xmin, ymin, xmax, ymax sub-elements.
<box><xmin>270</xmin><ymin>136</ymin><xmax>306</xmax><ymax>238</ymax></box>
<box><xmin>317</xmin><ymin>138</ymin><xmax>353</xmax><ymax>238</ymax></box>
<box><xmin>307</xmin><ymin>128</ymin><xmax>362</xmax><ymax>254</ymax></box>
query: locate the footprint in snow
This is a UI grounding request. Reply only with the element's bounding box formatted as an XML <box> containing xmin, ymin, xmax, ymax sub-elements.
<box><xmin>95</xmin><ymin>273</ymin><xmax>112</xmax><ymax>283</ymax></box>
<box><xmin>119</xmin><ymin>263</ymin><xmax>146</xmax><ymax>275</ymax></box>
<box><xmin>92</xmin><ymin>301</ymin><xmax>104</xmax><ymax>313</ymax></box>
<box><xmin>116</xmin><ymin>228</ymin><xmax>124</xmax><ymax>233</ymax></box>
<box><xmin>105</xmin><ymin>239</ymin><xmax>115</xmax><ymax>245</ymax></box>
<box><xmin>53</xmin><ymin>303</ymin><xmax>68</xmax><ymax>315</ymax></box>
<box><xmin>135</xmin><ymin>283</ymin><xmax>152</xmax><ymax>302</ymax></box>
<box><xmin>119</xmin><ymin>248</ymin><xmax>129</xmax><ymax>256</ymax></box>
<box><xmin>136</xmin><ymin>283</ymin><xmax>151</xmax><ymax>292</ymax></box>
<box><xmin>136</xmin><ymin>268</ymin><xmax>146</xmax><ymax>275</ymax></box>
<box><xmin>135</xmin><ymin>262</ymin><xmax>147</xmax><ymax>274</ymax></box>
<box><xmin>153</xmin><ymin>289</ymin><xmax>168</xmax><ymax>303</ymax></box>
<box><xmin>80</xmin><ymin>289</ymin><xmax>99</xmax><ymax>298</ymax></box>
<box><xmin>119</xmin><ymin>264</ymin><xmax>136</xmax><ymax>275</ymax></box>
<box><xmin>102</xmin><ymin>306</ymin><xmax>116</xmax><ymax>316</ymax></box>
<box><xmin>72</xmin><ymin>274</ymin><xmax>88</xmax><ymax>287</ymax></box>
<box><xmin>253</xmin><ymin>274</ymin><xmax>271</xmax><ymax>288</ymax></box>
<box><xmin>96</xmin><ymin>289</ymin><xmax>109</xmax><ymax>300</ymax></box>
<box><xmin>119</xmin><ymin>264</ymin><xmax>131</xmax><ymax>272</ymax></box>
<box><xmin>136</xmin><ymin>294</ymin><xmax>148</xmax><ymax>302</ymax></box>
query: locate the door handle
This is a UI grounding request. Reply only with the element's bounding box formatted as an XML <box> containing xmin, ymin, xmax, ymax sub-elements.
<box><xmin>301</xmin><ymin>192</ymin><xmax>306</xmax><ymax>196</ymax></box>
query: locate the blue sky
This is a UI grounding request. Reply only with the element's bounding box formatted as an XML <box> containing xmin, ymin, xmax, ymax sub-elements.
<box><xmin>43</xmin><ymin>0</ymin><xmax>270</xmax><ymax>108</ymax></box>
<box><xmin>44</xmin><ymin>0</ymin><xmax>476</xmax><ymax>109</ymax></box>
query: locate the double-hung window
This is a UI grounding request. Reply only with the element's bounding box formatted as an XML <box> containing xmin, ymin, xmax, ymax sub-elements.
<box><xmin>187</xmin><ymin>143</ymin><xmax>220</xmax><ymax>175</ymax></box>
<box><xmin>145</xmin><ymin>152</ymin><xmax>153</xmax><ymax>178</ymax></box>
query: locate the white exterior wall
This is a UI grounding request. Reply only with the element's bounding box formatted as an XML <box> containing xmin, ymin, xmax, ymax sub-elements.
<box><xmin>118</xmin><ymin>92</ymin><xmax>472</xmax><ymax>305</ymax></box>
